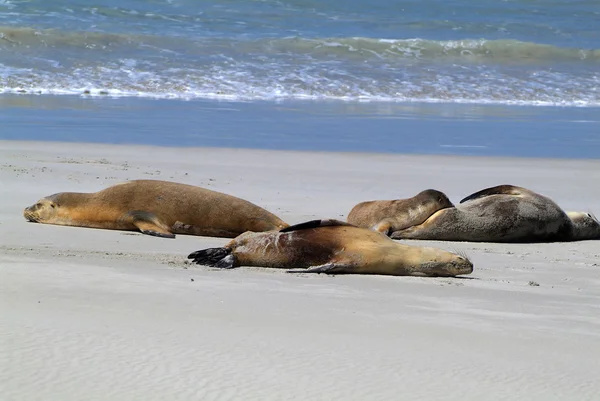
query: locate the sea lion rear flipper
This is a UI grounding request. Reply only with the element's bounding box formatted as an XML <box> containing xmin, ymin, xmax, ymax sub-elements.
<box><xmin>125</xmin><ymin>210</ymin><xmax>176</xmax><ymax>239</ymax></box>
<box><xmin>188</xmin><ymin>247</ymin><xmax>237</xmax><ymax>268</ymax></box>
<box><xmin>280</xmin><ymin>219</ymin><xmax>355</xmax><ymax>233</ymax></box>
<box><xmin>286</xmin><ymin>262</ymin><xmax>354</xmax><ymax>275</ymax></box>
<box><xmin>460</xmin><ymin>185</ymin><xmax>525</xmax><ymax>204</ymax></box>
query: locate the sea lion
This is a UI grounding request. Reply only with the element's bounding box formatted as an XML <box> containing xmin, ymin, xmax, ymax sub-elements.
<box><xmin>391</xmin><ymin>185</ymin><xmax>600</xmax><ymax>243</ymax></box>
<box><xmin>23</xmin><ymin>179</ymin><xmax>289</xmax><ymax>238</ymax></box>
<box><xmin>347</xmin><ymin>189</ymin><xmax>454</xmax><ymax>236</ymax></box>
<box><xmin>188</xmin><ymin>219</ymin><xmax>473</xmax><ymax>277</ymax></box>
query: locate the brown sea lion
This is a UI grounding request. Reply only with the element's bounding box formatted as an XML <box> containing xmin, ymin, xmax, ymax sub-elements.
<box><xmin>23</xmin><ymin>179</ymin><xmax>289</xmax><ymax>238</ymax></box>
<box><xmin>188</xmin><ymin>219</ymin><xmax>473</xmax><ymax>277</ymax></box>
<box><xmin>347</xmin><ymin>189</ymin><xmax>453</xmax><ymax>236</ymax></box>
<box><xmin>392</xmin><ymin>185</ymin><xmax>600</xmax><ymax>243</ymax></box>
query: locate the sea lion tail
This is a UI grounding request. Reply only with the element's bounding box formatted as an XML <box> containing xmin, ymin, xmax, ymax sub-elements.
<box><xmin>187</xmin><ymin>247</ymin><xmax>236</xmax><ymax>268</ymax></box>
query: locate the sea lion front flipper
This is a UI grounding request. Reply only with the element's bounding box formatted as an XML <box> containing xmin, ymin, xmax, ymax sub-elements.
<box><xmin>460</xmin><ymin>185</ymin><xmax>525</xmax><ymax>204</ymax></box>
<box><xmin>280</xmin><ymin>219</ymin><xmax>355</xmax><ymax>233</ymax></box>
<box><xmin>125</xmin><ymin>210</ymin><xmax>176</xmax><ymax>238</ymax></box>
<box><xmin>188</xmin><ymin>247</ymin><xmax>237</xmax><ymax>268</ymax></box>
<box><xmin>286</xmin><ymin>262</ymin><xmax>355</xmax><ymax>275</ymax></box>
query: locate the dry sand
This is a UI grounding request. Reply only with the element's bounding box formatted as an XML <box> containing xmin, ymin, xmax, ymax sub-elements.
<box><xmin>1</xmin><ymin>140</ymin><xmax>599</xmax><ymax>401</ymax></box>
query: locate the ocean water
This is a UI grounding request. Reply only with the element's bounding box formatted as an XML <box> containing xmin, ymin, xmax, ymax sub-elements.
<box><xmin>1</xmin><ymin>1</ymin><xmax>599</xmax><ymax>158</ymax></box>
<box><xmin>1</xmin><ymin>0</ymin><xmax>599</xmax><ymax>106</ymax></box>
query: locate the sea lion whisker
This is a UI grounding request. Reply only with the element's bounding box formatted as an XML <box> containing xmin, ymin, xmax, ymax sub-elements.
<box><xmin>453</xmin><ymin>248</ymin><xmax>471</xmax><ymax>263</ymax></box>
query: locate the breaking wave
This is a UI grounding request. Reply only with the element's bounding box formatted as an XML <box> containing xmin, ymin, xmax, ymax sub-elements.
<box><xmin>1</xmin><ymin>25</ymin><xmax>599</xmax><ymax>106</ymax></box>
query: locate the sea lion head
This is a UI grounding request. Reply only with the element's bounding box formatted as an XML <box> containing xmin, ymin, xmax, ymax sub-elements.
<box><xmin>567</xmin><ymin>211</ymin><xmax>600</xmax><ymax>240</ymax></box>
<box><xmin>408</xmin><ymin>247</ymin><xmax>473</xmax><ymax>277</ymax></box>
<box><xmin>416</xmin><ymin>189</ymin><xmax>454</xmax><ymax>209</ymax></box>
<box><xmin>23</xmin><ymin>194</ymin><xmax>63</xmax><ymax>223</ymax></box>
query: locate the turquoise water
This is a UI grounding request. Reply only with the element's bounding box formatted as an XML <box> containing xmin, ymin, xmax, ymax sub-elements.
<box><xmin>1</xmin><ymin>0</ymin><xmax>599</xmax><ymax>106</ymax></box>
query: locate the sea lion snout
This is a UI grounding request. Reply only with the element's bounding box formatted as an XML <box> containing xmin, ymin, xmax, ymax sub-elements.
<box><xmin>23</xmin><ymin>203</ymin><xmax>40</xmax><ymax>222</ymax></box>
<box><xmin>23</xmin><ymin>198</ymin><xmax>58</xmax><ymax>223</ymax></box>
<box><xmin>23</xmin><ymin>208</ymin><xmax>36</xmax><ymax>222</ymax></box>
<box><xmin>567</xmin><ymin>211</ymin><xmax>600</xmax><ymax>240</ymax></box>
<box><xmin>452</xmin><ymin>256</ymin><xmax>474</xmax><ymax>276</ymax></box>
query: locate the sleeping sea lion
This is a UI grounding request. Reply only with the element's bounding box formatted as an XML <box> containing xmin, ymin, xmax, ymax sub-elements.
<box><xmin>23</xmin><ymin>179</ymin><xmax>289</xmax><ymax>238</ymax></box>
<box><xmin>188</xmin><ymin>219</ymin><xmax>473</xmax><ymax>277</ymax></box>
<box><xmin>392</xmin><ymin>185</ymin><xmax>600</xmax><ymax>242</ymax></box>
<box><xmin>347</xmin><ymin>189</ymin><xmax>453</xmax><ymax>236</ymax></box>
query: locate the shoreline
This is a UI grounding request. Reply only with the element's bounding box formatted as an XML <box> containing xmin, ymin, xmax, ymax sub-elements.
<box><xmin>1</xmin><ymin>94</ymin><xmax>599</xmax><ymax>159</ymax></box>
<box><xmin>5</xmin><ymin>137</ymin><xmax>600</xmax><ymax>161</ymax></box>
<box><xmin>2</xmin><ymin>139</ymin><xmax>599</xmax><ymax>400</ymax></box>
<box><xmin>8</xmin><ymin>138</ymin><xmax>600</xmax><ymax>161</ymax></box>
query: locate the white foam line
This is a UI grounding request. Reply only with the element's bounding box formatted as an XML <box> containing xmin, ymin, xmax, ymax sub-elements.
<box><xmin>1</xmin><ymin>87</ymin><xmax>600</xmax><ymax>108</ymax></box>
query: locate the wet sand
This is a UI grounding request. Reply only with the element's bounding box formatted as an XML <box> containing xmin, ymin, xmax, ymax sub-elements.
<box><xmin>1</xmin><ymin>94</ymin><xmax>599</xmax><ymax>158</ymax></box>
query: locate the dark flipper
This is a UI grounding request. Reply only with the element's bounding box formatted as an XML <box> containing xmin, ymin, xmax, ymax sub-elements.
<box><xmin>188</xmin><ymin>247</ymin><xmax>236</xmax><ymax>268</ymax></box>
<box><xmin>460</xmin><ymin>185</ymin><xmax>525</xmax><ymax>204</ymax></box>
<box><xmin>280</xmin><ymin>219</ymin><xmax>355</xmax><ymax>233</ymax></box>
<box><xmin>125</xmin><ymin>210</ymin><xmax>175</xmax><ymax>238</ymax></box>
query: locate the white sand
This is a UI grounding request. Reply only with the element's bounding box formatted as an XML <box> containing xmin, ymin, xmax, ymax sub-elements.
<box><xmin>1</xmin><ymin>140</ymin><xmax>599</xmax><ymax>401</ymax></box>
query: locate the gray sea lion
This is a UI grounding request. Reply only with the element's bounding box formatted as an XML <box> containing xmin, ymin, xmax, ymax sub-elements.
<box><xmin>23</xmin><ymin>179</ymin><xmax>289</xmax><ymax>238</ymax></box>
<box><xmin>392</xmin><ymin>185</ymin><xmax>600</xmax><ymax>243</ymax></box>
<box><xmin>347</xmin><ymin>189</ymin><xmax>453</xmax><ymax>236</ymax></box>
<box><xmin>188</xmin><ymin>219</ymin><xmax>473</xmax><ymax>277</ymax></box>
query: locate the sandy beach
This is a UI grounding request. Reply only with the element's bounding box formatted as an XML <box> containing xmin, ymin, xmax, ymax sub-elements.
<box><xmin>1</xmin><ymin>139</ymin><xmax>599</xmax><ymax>401</ymax></box>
